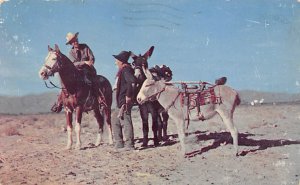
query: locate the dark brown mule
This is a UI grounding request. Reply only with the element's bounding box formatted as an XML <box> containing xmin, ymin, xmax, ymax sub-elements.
<box><xmin>39</xmin><ymin>44</ymin><xmax>113</xmax><ymax>149</ymax></box>
<box><xmin>131</xmin><ymin>46</ymin><xmax>169</xmax><ymax>147</ymax></box>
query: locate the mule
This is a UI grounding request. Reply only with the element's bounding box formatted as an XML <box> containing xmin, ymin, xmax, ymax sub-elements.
<box><xmin>137</xmin><ymin>67</ymin><xmax>241</xmax><ymax>156</ymax></box>
<box><xmin>39</xmin><ymin>44</ymin><xmax>113</xmax><ymax>149</ymax></box>
<box><xmin>131</xmin><ymin>46</ymin><xmax>169</xmax><ymax>147</ymax></box>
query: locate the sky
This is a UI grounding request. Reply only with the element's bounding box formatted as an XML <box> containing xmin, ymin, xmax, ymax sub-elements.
<box><xmin>0</xmin><ymin>0</ymin><xmax>300</xmax><ymax>96</ymax></box>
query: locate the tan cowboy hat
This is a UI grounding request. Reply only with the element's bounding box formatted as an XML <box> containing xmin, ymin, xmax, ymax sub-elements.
<box><xmin>65</xmin><ymin>32</ymin><xmax>79</xmax><ymax>45</ymax></box>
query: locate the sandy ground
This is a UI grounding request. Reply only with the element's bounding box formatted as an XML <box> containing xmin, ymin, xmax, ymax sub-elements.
<box><xmin>0</xmin><ymin>104</ymin><xmax>299</xmax><ymax>185</ymax></box>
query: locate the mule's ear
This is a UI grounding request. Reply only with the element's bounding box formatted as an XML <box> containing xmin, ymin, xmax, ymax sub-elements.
<box><xmin>54</xmin><ymin>44</ymin><xmax>60</xmax><ymax>54</ymax></box>
<box><xmin>142</xmin><ymin>65</ymin><xmax>153</xmax><ymax>80</ymax></box>
<box><xmin>130</xmin><ymin>51</ymin><xmax>138</xmax><ymax>61</ymax></box>
<box><xmin>143</xmin><ymin>46</ymin><xmax>154</xmax><ymax>59</ymax></box>
<box><xmin>48</xmin><ymin>45</ymin><xmax>53</xmax><ymax>51</ymax></box>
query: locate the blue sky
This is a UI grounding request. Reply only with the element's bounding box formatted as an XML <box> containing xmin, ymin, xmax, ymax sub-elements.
<box><xmin>0</xmin><ymin>0</ymin><xmax>300</xmax><ymax>96</ymax></box>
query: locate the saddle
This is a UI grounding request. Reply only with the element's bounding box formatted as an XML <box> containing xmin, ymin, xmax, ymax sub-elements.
<box><xmin>60</xmin><ymin>74</ymin><xmax>107</xmax><ymax>112</ymax></box>
<box><xmin>179</xmin><ymin>79</ymin><xmax>224</xmax><ymax>123</ymax></box>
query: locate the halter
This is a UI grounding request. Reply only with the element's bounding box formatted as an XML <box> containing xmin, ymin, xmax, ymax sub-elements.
<box><xmin>44</xmin><ymin>52</ymin><xmax>63</xmax><ymax>76</ymax></box>
<box><xmin>143</xmin><ymin>82</ymin><xmax>180</xmax><ymax>112</ymax></box>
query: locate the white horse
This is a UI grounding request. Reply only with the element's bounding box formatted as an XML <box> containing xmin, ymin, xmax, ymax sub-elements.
<box><xmin>137</xmin><ymin>67</ymin><xmax>241</xmax><ymax>156</ymax></box>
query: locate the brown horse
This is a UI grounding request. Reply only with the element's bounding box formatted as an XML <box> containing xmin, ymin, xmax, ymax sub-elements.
<box><xmin>39</xmin><ymin>44</ymin><xmax>113</xmax><ymax>150</ymax></box>
<box><xmin>137</xmin><ymin>67</ymin><xmax>241</xmax><ymax>156</ymax></box>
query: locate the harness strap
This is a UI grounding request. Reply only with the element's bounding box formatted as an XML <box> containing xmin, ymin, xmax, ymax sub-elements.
<box><xmin>163</xmin><ymin>92</ymin><xmax>181</xmax><ymax>112</ymax></box>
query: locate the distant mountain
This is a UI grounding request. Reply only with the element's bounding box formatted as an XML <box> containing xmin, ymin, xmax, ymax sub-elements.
<box><xmin>0</xmin><ymin>90</ymin><xmax>299</xmax><ymax>114</ymax></box>
<box><xmin>0</xmin><ymin>92</ymin><xmax>58</xmax><ymax>115</ymax></box>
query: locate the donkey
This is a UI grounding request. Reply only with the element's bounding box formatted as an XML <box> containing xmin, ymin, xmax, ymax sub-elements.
<box><xmin>39</xmin><ymin>44</ymin><xmax>113</xmax><ymax>150</ymax></box>
<box><xmin>137</xmin><ymin>67</ymin><xmax>241</xmax><ymax>156</ymax></box>
<box><xmin>131</xmin><ymin>46</ymin><xmax>169</xmax><ymax>147</ymax></box>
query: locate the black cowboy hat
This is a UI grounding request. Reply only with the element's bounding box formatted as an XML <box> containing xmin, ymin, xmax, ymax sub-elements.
<box><xmin>113</xmin><ymin>51</ymin><xmax>131</xmax><ymax>64</ymax></box>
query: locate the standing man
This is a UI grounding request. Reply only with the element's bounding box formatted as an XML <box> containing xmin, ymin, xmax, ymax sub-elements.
<box><xmin>112</xmin><ymin>51</ymin><xmax>136</xmax><ymax>151</ymax></box>
<box><xmin>51</xmin><ymin>32</ymin><xmax>99</xmax><ymax>113</ymax></box>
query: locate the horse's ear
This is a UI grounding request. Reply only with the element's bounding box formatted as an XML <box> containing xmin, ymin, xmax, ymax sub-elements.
<box><xmin>48</xmin><ymin>45</ymin><xmax>53</xmax><ymax>51</ymax></box>
<box><xmin>54</xmin><ymin>44</ymin><xmax>61</xmax><ymax>54</ymax></box>
<box><xmin>143</xmin><ymin>46</ymin><xmax>154</xmax><ymax>59</ymax></box>
<box><xmin>142</xmin><ymin>66</ymin><xmax>153</xmax><ymax>80</ymax></box>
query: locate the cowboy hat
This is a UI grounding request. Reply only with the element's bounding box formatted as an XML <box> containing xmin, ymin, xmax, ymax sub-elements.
<box><xmin>113</xmin><ymin>51</ymin><xmax>131</xmax><ymax>64</ymax></box>
<box><xmin>65</xmin><ymin>32</ymin><xmax>79</xmax><ymax>45</ymax></box>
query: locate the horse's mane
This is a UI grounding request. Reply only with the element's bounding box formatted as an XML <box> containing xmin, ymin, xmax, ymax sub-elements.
<box><xmin>57</xmin><ymin>52</ymin><xmax>81</xmax><ymax>93</ymax></box>
<box><xmin>59</xmin><ymin>52</ymin><xmax>78</xmax><ymax>72</ymax></box>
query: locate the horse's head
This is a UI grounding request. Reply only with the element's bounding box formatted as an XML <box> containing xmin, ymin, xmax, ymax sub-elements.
<box><xmin>39</xmin><ymin>44</ymin><xmax>63</xmax><ymax>80</ymax></box>
<box><xmin>131</xmin><ymin>46</ymin><xmax>154</xmax><ymax>83</ymax></box>
<box><xmin>136</xmin><ymin>66</ymin><xmax>166</xmax><ymax>104</ymax></box>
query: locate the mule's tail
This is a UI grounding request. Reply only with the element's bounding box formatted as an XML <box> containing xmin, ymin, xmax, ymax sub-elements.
<box><xmin>235</xmin><ymin>93</ymin><xmax>241</xmax><ymax>106</ymax></box>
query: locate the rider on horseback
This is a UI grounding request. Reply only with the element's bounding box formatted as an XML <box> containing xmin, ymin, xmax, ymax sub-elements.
<box><xmin>51</xmin><ymin>32</ymin><xmax>100</xmax><ymax>113</ymax></box>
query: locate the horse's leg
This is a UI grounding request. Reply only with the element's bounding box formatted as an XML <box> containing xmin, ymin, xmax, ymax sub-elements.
<box><xmin>216</xmin><ymin>108</ymin><xmax>239</xmax><ymax>156</ymax></box>
<box><xmin>161</xmin><ymin>111</ymin><xmax>169</xmax><ymax>141</ymax></box>
<box><xmin>94</xmin><ymin>107</ymin><xmax>105</xmax><ymax>146</ymax></box>
<box><xmin>139</xmin><ymin>104</ymin><xmax>149</xmax><ymax>147</ymax></box>
<box><xmin>75</xmin><ymin>107</ymin><xmax>83</xmax><ymax>150</ymax></box>
<box><xmin>104</xmin><ymin>107</ymin><xmax>113</xmax><ymax>145</ymax></box>
<box><xmin>65</xmin><ymin>110</ymin><xmax>73</xmax><ymax>150</ymax></box>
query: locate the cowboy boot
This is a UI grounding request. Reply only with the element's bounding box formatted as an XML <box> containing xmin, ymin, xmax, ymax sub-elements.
<box><xmin>51</xmin><ymin>92</ymin><xmax>63</xmax><ymax>113</ymax></box>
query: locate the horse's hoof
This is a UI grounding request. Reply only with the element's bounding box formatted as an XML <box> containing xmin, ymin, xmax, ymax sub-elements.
<box><xmin>75</xmin><ymin>145</ymin><xmax>81</xmax><ymax>150</ymax></box>
<box><xmin>65</xmin><ymin>146</ymin><xmax>72</xmax><ymax>150</ymax></box>
<box><xmin>95</xmin><ymin>141</ymin><xmax>101</xmax><ymax>147</ymax></box>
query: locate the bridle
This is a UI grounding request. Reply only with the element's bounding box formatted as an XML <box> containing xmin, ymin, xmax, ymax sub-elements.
<box><xmin>44</xmin><ymin>52</ymin><xmax>63</xmax><ymax>76</ymax></box>
<box><xmin>144</xmin><ymin>82</ymin><xmax>166</xmax><ymax>101</ymax></box>
<box><xmin>43</xmin><ymin>52</ymin><xmax>64</xmax><ymax>89</ymax></box>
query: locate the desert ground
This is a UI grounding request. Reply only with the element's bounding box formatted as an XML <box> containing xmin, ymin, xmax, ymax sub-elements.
<box><xmin>0</xmin><ymin>103</ymin><xmax>299</xmax><ymax>185</ymax></box>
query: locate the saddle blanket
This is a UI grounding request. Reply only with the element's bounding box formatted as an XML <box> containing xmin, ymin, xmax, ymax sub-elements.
<box><xmin>181</xmin><ymin>87</ymin><xmax>222</xmax><ymax>110</ymax></box>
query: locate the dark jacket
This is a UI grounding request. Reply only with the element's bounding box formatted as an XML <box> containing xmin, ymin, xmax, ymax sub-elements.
<box><xmin>116</xmin><ymin>65</ymin><xmax>137</xmax><ymax>108</ymax></box>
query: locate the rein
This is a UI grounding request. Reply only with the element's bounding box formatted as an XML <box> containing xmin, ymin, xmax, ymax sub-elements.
<box><xmin>44</xmin><ymin>80</ymin><xmax>65</xmax><ymax>89</ymax></box>
<box><xmin>43</xmin><ymin>53</ymin><xmax>65</xmax><ymax>89</ymax></box>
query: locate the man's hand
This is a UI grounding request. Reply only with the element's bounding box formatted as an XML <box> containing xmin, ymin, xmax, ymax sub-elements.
<box><xmin>84</xmin><ymin>60</ymin><xmax>94</xmax><ymax>66</ymax></box>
